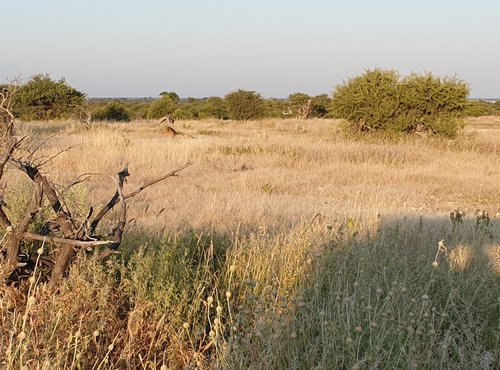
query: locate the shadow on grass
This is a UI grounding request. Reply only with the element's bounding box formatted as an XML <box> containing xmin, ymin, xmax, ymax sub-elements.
<box><xmin>225</xmin><ymin>213</ymin><xmax>500</xmax><ymax>369</ymax></box>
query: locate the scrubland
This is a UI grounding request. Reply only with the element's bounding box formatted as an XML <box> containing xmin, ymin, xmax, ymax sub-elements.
<box><xmin>1</xmin><ymin>117</ymin><xmax>499</xmax><ymax>369</ymax></box>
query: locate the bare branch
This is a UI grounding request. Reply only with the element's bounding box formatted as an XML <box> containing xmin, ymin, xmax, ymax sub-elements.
<box><xmin>34</xmin><ymin>145</ymin><xmax>75</xmax><ymax>168</ymax></box>
<box><xmin>89</xmin><ymin>166</ymin><xmax>129</xmax><ymax>234</ymax></box>
<box><xmin>72</xmin><ymin>103</ymin><xmax>93</xmax><ymax>125</ymax></box>
<box><xmin>124</xmin><ymin>162</ymin><xmax>193</xmax><ymax>199</ymax></box>
<box><xmin>11</xmin><ymin>161</ymin><xmax>76</xmax><ymax>237</ymax></box>
<box><xmin>26</xmin><ymin>133</ymin><xmax>57</xmax><ymax>163</ymax></box>
<box><xmin>1</xmin><ymin>183</ymin><xmax>43</xmax><ymax>280</ymax></box>
<box><xmin>23</xmin><ymin>232</ymin><xmax>114</xmax><ymax>247</ymax></box>
<box><xmin>89</xmin><ymin>162</ymin><xmax>192</xmax><ymax>234</ymax></box>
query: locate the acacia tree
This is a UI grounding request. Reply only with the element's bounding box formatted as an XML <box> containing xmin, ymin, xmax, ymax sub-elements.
<box><xmin>13</xmin><ymin>74</ymin><xmax>86</xmax><ymax>121</ymax></box>
<box><xmin>0</xmin><ymin>80</ymin><xmax>191</xmax><ymax>289</ymax></box>
<box><xmin>224</xmin><ymin>90</ymin><xmax>264</xmax><ymax>120</ymax></box>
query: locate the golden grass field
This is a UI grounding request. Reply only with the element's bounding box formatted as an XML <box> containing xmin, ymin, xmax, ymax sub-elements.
<box><xmin>1</xmin><ymin>117</ymin><xmax>499</xmax><ymax>369</ymax></box>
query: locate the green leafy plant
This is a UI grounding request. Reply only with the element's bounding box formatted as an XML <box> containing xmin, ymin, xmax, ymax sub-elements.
<box><xmin>224</xmin><ymin>90</ymin><xmax>265</xmax><ymax>120</ymax></box>
<box><xmin>13</xmin><ymin>74</ymin><xmax>86</xmax><ymax>121</ymax></box>
<box><xmin>147</xmin><ymin>95</ymin><xmax>179</xmax><ymax>119</ymax></box>
<box><xmin>93</xmin><ymin>100</ymin><xmax>131</xmax><ymax>122</ymax></box>
<box><xmin>332</xmin><ymin>69</ymin><xmax>469</xmax><ymax>137</ymax></box>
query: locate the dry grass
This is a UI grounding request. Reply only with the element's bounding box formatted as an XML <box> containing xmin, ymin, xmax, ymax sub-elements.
<box><xmin>14</xmin><ymin>117</ymin><xmax>500</xmax><ymax>232</ymax></box>
<box><xmin>1</xmin><ymin>117</ymin><xmax>499</xmax><ymax>369</ymax></box>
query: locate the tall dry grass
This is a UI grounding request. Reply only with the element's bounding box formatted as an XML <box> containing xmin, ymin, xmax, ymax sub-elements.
<box><xmin>1</xmin><ymin>117</ymin><xmax>499</xmax><ymax>369</ymax></box>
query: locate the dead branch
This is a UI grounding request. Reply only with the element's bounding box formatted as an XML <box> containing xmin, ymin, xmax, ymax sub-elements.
<box><xmin>0</xmin><ymin>80</ymin><xmax>193</xmax><ymax>288</ymax></box>
<box><xmin>89</xmin><ymin>162</ymin><xmax>192</xmax><ymax>234</ymax></box>
<box><xmin>11</xmin><ymin>160</ymin><xmax>76</xmax><ymax>237</ymax></box>
<box><xmin>97</xmin><ymin>174</ymin><xmax>127</xmax><ymax>259</ymax></box>
<box><xmin>124</xmin><ymin>162</ymin><xmax>193</xmax><ymax>199</ymax></box>
<box><xmin>23</xmin><ymin>232</ymin><xmax>114</xmax><ymax>247</ymax></box>
<box><xmin>89</xmin><ymin>166</ymin><xmax>129</xmax><ymax>235</ymax></box>
<box><xmin>26</xmin><ymin>133</ymin><xmax>57</xmax><ymax>163</ymax></box>
<box><xmin>1</xmin><ymin>183</ymin><xmax>43</xmax><ymax>280</ymax></box>
<box><xmin>73</xmin><ymin>103</ymin><xmax>93</xmax><ymax>125</ymax></box>
<box><xmin>33</xmin><ymin>145</ymin><xmax>75</xmax><ymax>168</ymax></box>
<box><xmin>298</xmin><ymin>99</ymin><xmax>312</xmax><ymax>120</ymax></box>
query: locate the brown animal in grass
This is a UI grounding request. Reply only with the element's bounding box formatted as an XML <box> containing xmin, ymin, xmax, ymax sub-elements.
<box><xmin>163</xmin><ymin>125</ymin><xmax>179</xmax><ymax>137</ymax></box>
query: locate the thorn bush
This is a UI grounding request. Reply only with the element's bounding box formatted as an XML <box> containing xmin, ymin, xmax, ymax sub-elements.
<box><xmin>332</xmin><ymin>69</ymin><xmax>469</xmax><ymax>138</ymax></box>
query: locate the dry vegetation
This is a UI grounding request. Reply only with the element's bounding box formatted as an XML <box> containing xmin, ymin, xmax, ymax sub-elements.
<box><xmin>1</xmin><ymin>117</ymin><xmax>499</xmax><ymax>369</ymax></box>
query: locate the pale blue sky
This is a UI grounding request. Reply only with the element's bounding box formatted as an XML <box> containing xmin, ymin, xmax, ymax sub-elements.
<box><xmin>2</xmin><ymin>0</ymin><xmax>499</xmax><ymax>98</ymax></box>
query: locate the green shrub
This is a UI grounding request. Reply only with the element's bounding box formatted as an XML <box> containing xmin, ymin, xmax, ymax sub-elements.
<box><xmin>13</xmin><ymin>74</ymin><xmax>86</xmax><ymax>121</ymax></box>
<box><xmin>93</xmin><ymin>100</ymin><xmax>131</xmax><ymax>121</ymax></box>
<box><xmin>332</xmin><ymin>69</ymin><xmax>469</xmax><ymax>137</ymax></box>
<box><xmin>287</xmin><ymin>93</ymin><xmax>332</xmax><ymax>118</ymax></box>
<box><xmin>199</xmin><ymin>96</ymin><xmax>228</xmax><ymax>119</ymax></box>
<box><xmin>463</xmin><ymin>100</ymin><xmax>499</xmax><ymax>117</ymax></box>
<box><xmin>146</xmin><ymin>96</ymin><xmax>178</xmax><ymax>119</ymax></box>
<box><xmin>172</xmin><ymin>108</ymin><xmax>194</xmax><ymax>120</ymax></box>
<box><xmin>224</xmin><ymin>90</ymin><xmax>265</xmax><ymax>120</ymax></box>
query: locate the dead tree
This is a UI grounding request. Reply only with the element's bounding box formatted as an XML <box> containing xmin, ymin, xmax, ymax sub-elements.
<box><xmin>0</xmin><ymin>81</ymin><xmax>192</xmax><ymax>289</ymax></box>
<box><xmin>297</xmin><ymin>99</ymin><xmax>312</xmax><ymax>120</ymax></box>
<box><xmin>282</xmin><ymin>100</ymin><xmax>312</xmax><ymax>120</ymax></box>
<box><xmin>73</xmin><ymin>101</ymin><xmax>93</xmax><ymax>125</ymax></box>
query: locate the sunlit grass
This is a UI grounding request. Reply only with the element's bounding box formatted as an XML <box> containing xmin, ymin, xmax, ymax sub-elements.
<box><xmin>1</xmin><ymin>117</ymin><xmax>499</xmax><ymax>369</ymax></box>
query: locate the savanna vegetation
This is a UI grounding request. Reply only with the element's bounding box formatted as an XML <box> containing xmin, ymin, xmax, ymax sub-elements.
<box><xmin>0</xmin><ymin>73</ymin><xmax>499</xmax><ymax>369</ymax></box>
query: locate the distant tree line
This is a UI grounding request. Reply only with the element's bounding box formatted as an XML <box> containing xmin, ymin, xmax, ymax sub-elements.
<box><xmin>2</xmin><ymin>74</ymin><xmax>334</xmax><ymax>123</ymax></box>
<box><xmin>4</xmin><ymin>71</ymin><xmax>498</xmax><ymax>137</ymax></box>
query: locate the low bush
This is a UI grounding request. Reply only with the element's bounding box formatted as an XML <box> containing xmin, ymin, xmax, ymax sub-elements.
<box><xmin>146</xmin><ymin>96</ymin><xmax>178</xmax><ymax>119</ymax></box>
<box><xmin>93</xmin><ymin>100</ymin><xmax>131</xmax><ymax>122</ymax></box>
<box><xmin>225</xmin><ymin>90</ymin><xmax>265</xmax><ymax>121</ymax></box>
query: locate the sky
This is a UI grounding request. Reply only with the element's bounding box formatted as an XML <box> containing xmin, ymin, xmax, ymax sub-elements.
<box><xmin>2</xmin><ymin>0</ymin><xmax>499</xmax><ymax>98</ymax></box>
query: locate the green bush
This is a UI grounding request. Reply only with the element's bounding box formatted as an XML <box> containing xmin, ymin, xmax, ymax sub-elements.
<box><xmin>172</xmin><ymin>108</ymin><xmax>194</xmax><ymax>120</ymax></box>
<box><xmin>463</xmin><ymin>100</ymin><xmax>500</xmax><ymax>117</ymax></box>
<box><xmin>93</xmin><ymin>100</ymin><xmax>131</xmax><ymax>122</ymax></box>
<box><xmin>199</xmin><ymin>96</ymin><xmax>228</xmax><ymax>119</ymax></box>
<box><xmin>224</xmin><ymin>89</ymin><xmax>265</xmax><ymax>120</ymax></box>
<box><xmin>13</xmin><ymin>74</ymin><xmax>86</xmax><ymax>121</ymax></box>
<box><xmin>332</xmin><ymin>69</ymin><xmax>469</xmax><ymax>137</ymax></box>
<box><xmin>146</xmin><ymin>96</ymin><xmax>178</xmax><ymax>119</ymax></box>
<box><xmin>286</xmin><ymin>93</ymin><xmax>331</xmax><ymax>118</ymax></box>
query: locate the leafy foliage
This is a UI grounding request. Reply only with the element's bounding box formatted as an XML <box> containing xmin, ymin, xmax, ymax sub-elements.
<box><xmin>464</xmin><ymin>100</ymin><xmax>500</xmax><ymax>117</ymax></box>
<box><xmin>288</xmin><ymin>93</ymin><xmax>332</xmax><ymax>118</ymax></box>
<box><xmin>264</xmin><ymin>98</ymin><xmax>287</xmax><ymax>118</ymax></box>
<box><xmin>93</xmin><ymin>100</ymin><xmax>131</xmax><ymax>122</ymax></box>
<box><xmin>332</xmin><ymin>69</ymin><xmax>469</xmax><ymax>137</ymax></box>
<box><xmin>159</xmin><ymin>91</ymin><xmax>180</xmax><ymax>103</ymax></box>
<box><xmin>199</xmin><ymin>96</ymin><xmax>228</xmax><ymax>119</ymax></box>
<box><xmin>13</xmin><ymin>74</ymin><xmax>86</xmax><ymax>121</ymax></box>
<box><xmin>146</xmin><ymin>95</ymin><xmax>179</xmax><ymax>119</ymax></box>
<box><xmin>224</xmin><ymin>90</ymin><xmax>265</xmax><ymax>120</ymax></box>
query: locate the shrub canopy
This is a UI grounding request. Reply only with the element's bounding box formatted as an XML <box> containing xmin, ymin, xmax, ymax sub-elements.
<box><xmin>224</xmin><ymin>90</ymin><xmax>265</xmax><ymax>120</ymax></box>
<box><xmin>331</xmin><ymin>69</ymin><xmax>469</xmax><ymax>137</ymax></box>
<box><xmin>147</xmin><ymin>95</ymin><xmax>179</xmax><ymax>119</ymax></box>
<box><xmin>13</xmin><ymin>74</ymin><xmax>86</xmax><ymax>121</ymax></box>
<box><xmin>93</xmin><ymin>100</ymin><xmax>131</xmax><ymax>122</ymax></box>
